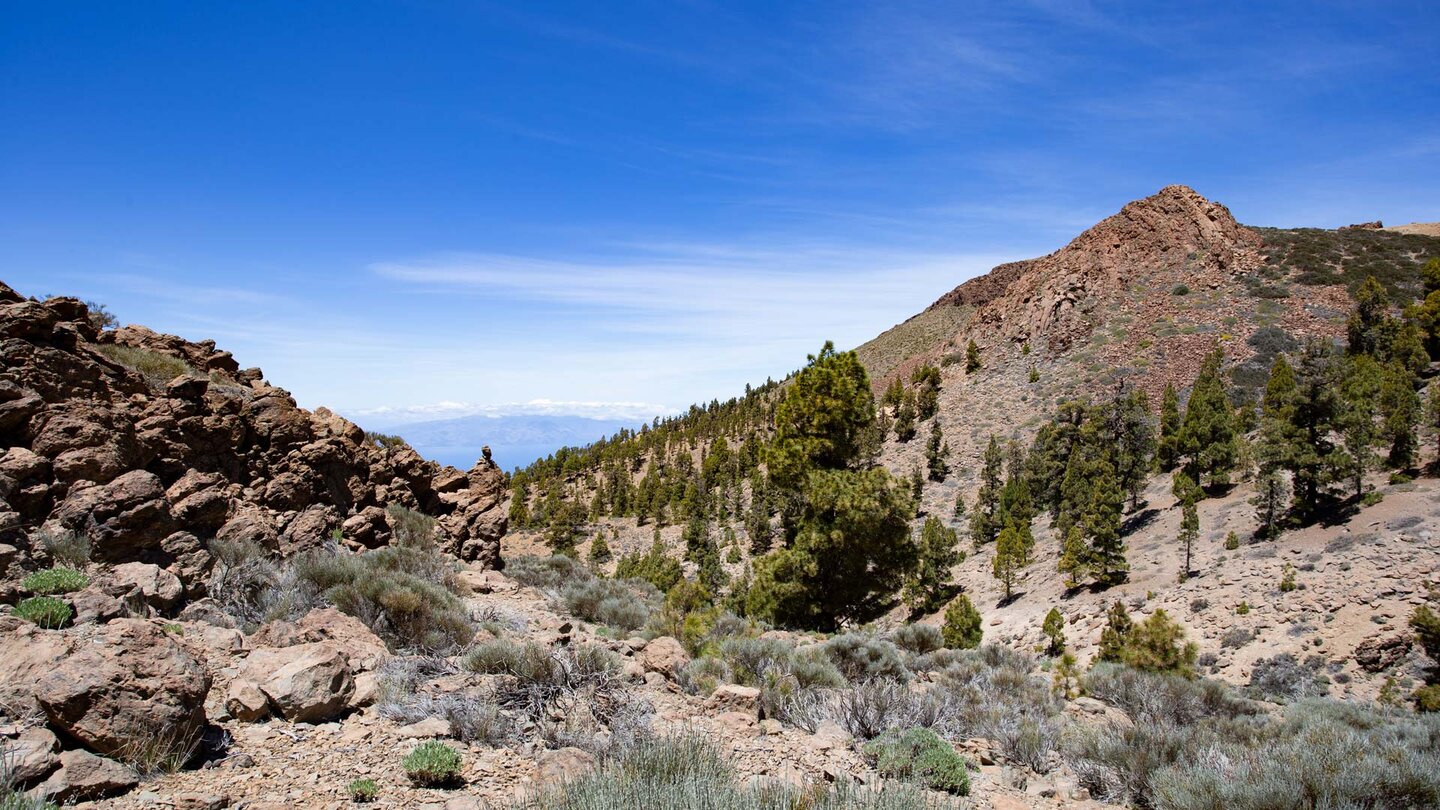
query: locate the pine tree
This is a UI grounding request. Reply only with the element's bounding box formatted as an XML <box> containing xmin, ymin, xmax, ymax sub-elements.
<box><xmin>1347</xmin><ymin>275</ymin><xmax>1393</xmax><ymax>359</ymax></box>
<box><xmin>992</xmin><ymin>523</ymin><xmax>1026</xmax><ymax>601</ymax></box>
<box><xmin>748</xmin><ymin>343</ymin><xmax>917</xmax><ymax>630</ymax></box>
<box><xmin>1084</xmin><ymin>455</ymin><xmax>1128</xmax><ymax>584</ymax></box>
<box><xmin>1379</xmin><ymin>362</ymin><xmax>1421</xmax><ymax>469</ymax></box>
<box><xmin>1429</xmin><ymin>384</ymin><xmax>1440</xmax><ymax>464</ymax></box>
<box><xmin>1290</xmin><ymin>340</ymin><xmax>1346</xmax><ymax>516</ymax></box>
<box><xmin>1174</xmin><ymin>472</ymin><xmax>1200</xmax><ymax>580</ymax></box>
<box><xmin>588</xmin><ymin>531</ymin><xmax>612</xmax><ymax>565</ymax></box>
<box><xmin>964</xmin><ymin>339</ymin><xmax>981</xmax><ymax>374</ymax></box>
<box><xmin>912</xmin><ymin>364</ymin><xmax>942</xmax><ymax>420</ymax></box>
<box><xmin>997</xmin><ymin>460</ymin><xmax>1035</xmax><ymax>563</ymax></box>
<box><xmin>1122</xmin><ymin>610</ymin><xmax>1198</xmax><ymax>676</ymax></box>
<box><xmin>953</xmin><ymin>491</ymin><xmax>966</xmax><ymax>520</ymax></box>
<box><xmin>1057</xmin><ymin>525</ymin><xmax>1087</xmax><ymax>588</ymax></box>
<box><xmin>1106</xmin><ymin>388</ymin><xmax>1157</xmax><ymax>509</ymax></box>
<box><xmin>942</xmin><ymin>594</ymin><xmax>983</xmax><ymax>650</ymax></box>
<box><xmin>1425</xmin><ymin>258</ymin><xmax>1440</xmax><ymax>297</ymax></box>
<box><xmin>1096</xmin><ymin>601</ymin><xmax>1133</xmax><ymax>663</ymax></box>
<box><xmin>894</xmin><ymin>392</ymin><xmax>918</xmax><ymax>442</ymax></box>
<box><xmin>745</xmin><ymin>479</ymin><xmax>772</xmax><ymax>555</ymax></box>
<box><xmin>1177</xmin><ymin>348</ymin><xmax>1238</xmax><ymax>487</ymax></box>
<box><xmin>1339</xmin><ymin>354</ymin><xmax>1384</xmax><ymax>499</ymax></box>
<box><xmin>925</xmin><ymin>421</ymin><xmax>950</xmax><ymax>481</ymax></box>
<box><xmin>969</xmin><ymin>436</ymin><xmax>1004</xmax><ymax>547</ymax></box>
<box><xmin>881</xmin><ymin>377</ymin><xmax>906</xmax><ymax>411</ymax></box>
<box><xmin>508</xmin><ymin>479</ymin><xmax>531</xmax><ymax>528</ymax></box>
<box><xmin>1157</xmin><ymin>383</ymin><xmax>1182</xmax><ymax>471</ymax></box>
<box><xmin>1252</xmin><ymin>469</ymin><xmax>1289</xmax><ymax>541</ymax></box>
<box><xmin>904</xmin><ymin>517</ymin><xmax>961</xmax><ymax>613</ymax></box>
<box><xmin>1042</xmin><ymin>608</ymin><xmax>1066</xmax><ymax>656</ymax></box>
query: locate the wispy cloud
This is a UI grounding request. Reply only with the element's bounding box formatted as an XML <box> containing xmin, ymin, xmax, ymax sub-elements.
<box><xmin>347</xmin><ymin>398</ymin><xmax>673</xmax><ymax>426</ymax></box>
<box><xmin>370</xmin><ymin>241</ymin><xmax>1005</xmax><ymax>346</ymax></box>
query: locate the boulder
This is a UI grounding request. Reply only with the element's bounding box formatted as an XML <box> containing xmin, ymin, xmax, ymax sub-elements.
<box><xmin>237</xmin><ymin>642</ymin><xmax>354</xmax><ymax>722</ymax></box>
<box><xmin>36</xmin><ymin>619</ymin><xmax>211</xmax><ymax>758</ymax></box>
<box><xmin>1354</xmin><ymin>634</ymin><xmax>1412</xmax><ymax>673</ymax></box>
<box><xmin>5</xmin><ymin>726</ymin><xmax>60</xmax><ymax>784</ymax></box>
<box><xmin>223</xmin><ymin>680</ymin><xmax>271</xmax><ymax>722</ymax></box>
<box><xmin>535</xmin><ymin>747</ymin><xmax>596</xmax><ymax>787</ymax></box>
<box><xmin>705</xmin><ymin>684</ymin><xmax>761</xmax><ymax>715</ymax></box>
<box><xmin>637</xmin><ymin>636</ymin><xmax>690</xmax><ymax>678</ymax></box>
<box><xmin>69</xmin><ymin>586</ymin><xmax>127</xmax><ymax>625</ymax></box>
<box><xmin>33</xmin><ymin>749</ymin><xmax>138</xmax><ymax>801</ymax></box>
<box><xmin>0</xmin><ymin>620</ymin><xmax>71</xmax><ymax>716</ymax></box>
<box><xmin>48</xmin><ymin>470</ymin><xmax>175</xmax><ymax>561</ymax></box>
<box><xmin>109</xmin><ymin>561</ymin><xmax>184</xmax><ymax>610</ymax></box>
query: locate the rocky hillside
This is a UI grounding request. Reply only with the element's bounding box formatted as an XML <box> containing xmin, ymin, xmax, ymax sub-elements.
<box><xmin>0</xmin><ymin>282</ymin><xmax>507</xmax><ymax>579</ymax></box>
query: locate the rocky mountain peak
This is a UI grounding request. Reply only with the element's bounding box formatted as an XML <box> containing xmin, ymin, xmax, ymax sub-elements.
<box><xmin>930</xmin><ymin>185</ymin><xmax>1264</xmax><ymax>352</ymax></box>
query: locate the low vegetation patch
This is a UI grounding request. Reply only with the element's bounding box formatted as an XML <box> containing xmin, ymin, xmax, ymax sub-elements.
<box><xmin>863</xmin><ymin>727</ymin><xmax>970</xmax><ymax>795</ymax></box>
<box><xmin>14</xmin><ymin>596</ymin><xmax>72</xmax><ymax>628</ymax></box>
<box><xmin>21</xmin><ymin>566</ymin><xmax>88</xmax><ymax>595</ymax></box>
<box><xmin>403</xmin><ymin>740</ymin><xmax>463</xmax><ymax>787</ymax></box>
<box><xmin>511</xmin><ymin>734</ymin><xmax>961</xmax><ymax>809</ymax></box>
<box><xmin>347</xmin><ymin>778</ymin><xmax>378</xmax><ymax>803</ymax></box>
<box><xmin>96</xmin><ymin>342</ymin><xmax>194</xmax><ymax>383</ymax></box>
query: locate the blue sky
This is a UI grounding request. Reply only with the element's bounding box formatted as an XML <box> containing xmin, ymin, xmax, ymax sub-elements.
<box><xmin>4</xmin><ymin>1</ymin><xmax>1438</xmax><ymax>421</ymax></box>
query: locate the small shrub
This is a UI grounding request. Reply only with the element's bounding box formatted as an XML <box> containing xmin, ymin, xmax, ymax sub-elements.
<box><xmin>719</xmin><ymin>637</ymin><xmax>795</xmax><ymax>686</ymax></box>
<box><xmin>1220</xmin><ymin>628</ymin><xmax>1252</xmax><ymax>649</ymax></box>
<box><xmin>863</xmin><ymin>727</ymin><xmax>970</xmax><ymax>795</ymax></box>
<box><xmin>348</xmin><ymin>778</ymin><xmax>378</xmax><ymax>802</ymax></box>
<box><xmin>386</xmin><ymin>503</ymin><xmax>439</xmax><ymax>548</ymax></box>
<box><xmin>297</xmin><ymin>546</ymin><xmax>473</xmax><ymax>653</ymax></box>
<box><xmin>1236</xmin><ymin>601</ymin><xmax>1250</xmax><ymax>615</ymax></box>
<box><xmin>1188</xmin><ymin>598</ymin><xmax>1209</xmax><ymax>613</ymax></box>
<box><xmin>1248</xmin><ymin>653</ymin><xmax>1328</xmax><ymax>702</ymax></box>
<box><xmin>561</xmin><ymin>577</ymin><xmax>658</xmax><ymax>632</ymax></box>
<box><xmin>1223</xmin><ymin>531</ymin><xmax>1240</xmax><ymax>550</ymax></box>
<box><xmin>403</xmin><ymin>741</ymin><xmax>462</xmax><ymax>787</ymax></box>
<box><xmin>678</xmin><ymin>657</ymin><xmax>731</xmax><ymax>696</ymax></box>
<box><xmin>14</xmin><ymin>596</ymin><xmax>72</xmax><ymax>628</ymax></box>
<box><xmin>1361</xmin><ymin>490</ymin><xmax>1385</xmax><ymax>506</ymax></box>
<box><xmin>822</xmin><ymin>634</ymin><xmax>909</xmax><ymax>682</ymax></box>
<box><xmin>1278</xmin><ymin>563</ymin><xmax>1297</xmax><ymax>593</ymax></box>
<box><xmin>1172</xmin><ymin>284</ymin><xmax>1190</xmax><ymax>296</ymax></box>
<box><xmin>505</xmin><ymin>554</ymin><xmax>592</xmax><ymax>592</ymax></box>
<box><xmin>890</xmin><ymin>624</ymin><xmax>943</xmax><ymax>655</ymax></box>
<box><xmin>35</xmin><ymin>528</ymin><xmax>92</xmax><ymax>567</ymax></box>
<box><xmin>22</xmin><ymin>567</ymin><xmax>88</xmax><ymax>595</ymax></box>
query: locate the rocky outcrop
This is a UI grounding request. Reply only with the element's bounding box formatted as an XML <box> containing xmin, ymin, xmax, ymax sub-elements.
<box><xmin>0</xmin><ymin>283</ymin><xmax>506</xmax><ymax>594</ymax></box>
<box><xmin>230</xmin><ymin>642</ymin><xmax>355</xmax><ymax>723</ymax></box>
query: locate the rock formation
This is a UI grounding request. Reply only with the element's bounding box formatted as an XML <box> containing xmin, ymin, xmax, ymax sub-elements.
<box><xmin>0</xmin><ymin>281</ymin><xmax>507</xmax><ymax>586</ymax></box>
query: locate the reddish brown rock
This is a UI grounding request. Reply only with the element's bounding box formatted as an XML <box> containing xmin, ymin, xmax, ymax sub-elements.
<box><xmin>35</xmin><ymin>618</ymin><xmax>211</xmax><ymax>758</ymax></box>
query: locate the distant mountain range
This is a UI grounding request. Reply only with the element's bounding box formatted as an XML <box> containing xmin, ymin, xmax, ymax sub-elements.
<box><xmin>354</xmin><ymin>412</ymin><xmax>646</xmax><ymax>472</ymax></box>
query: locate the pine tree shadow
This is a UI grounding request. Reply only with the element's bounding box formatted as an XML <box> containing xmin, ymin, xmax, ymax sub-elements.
<box><xmin>1120</xmin><ymin>508</ymin><xmax>1160</xmax><ymax>538</ymax></box>
<box><xmin>1202</xmin><ymin>482</ymin><xmax>1237</xmax><ymax>498</ymax></box>
<box><xmin>996</xmin><ymin>590</ymin><xmax>1025</xmax><ymax>608</ymax></box>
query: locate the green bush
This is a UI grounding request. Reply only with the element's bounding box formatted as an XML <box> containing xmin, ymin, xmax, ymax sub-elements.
<box><xmin>863</xmin><ymin>727</ymin><xmax>970</xmax><ymax>795</ymax></box>
<box><xmin>614</xmin><ymin>539</ymin><xmax>683</xmax><ymax>593</ymax></box>
<box><xmin>403</xmin><ymin>741</ymin><xmax>463</xmax><ymax>787</ymax></box>
<box><xmin>14</xmin><ymin>596</ymin><xmax>72</xmax><ymax>629</ymax></box>
<box><xmin>22</xmin><ymin>567</ymin><xmax>88</xmax><ymax>595</ymax></box>
<box><xmin>560</xmin><ymin>577</ymin><xmax>658</xmax><ymax>632</ymax></box>
<box><xmin>347</xmin><ymin>778</ymin><xmax>378</xmax><ymax>802</ymax></box>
